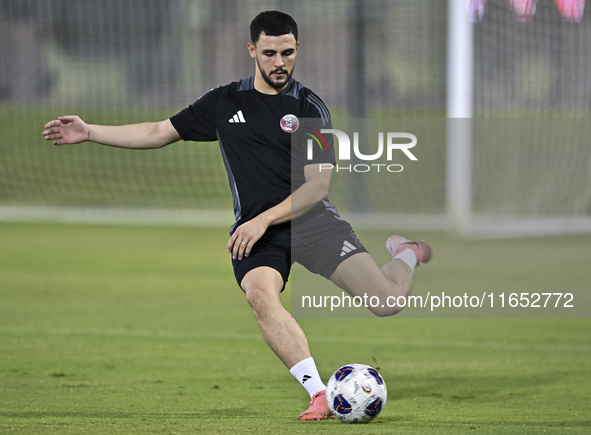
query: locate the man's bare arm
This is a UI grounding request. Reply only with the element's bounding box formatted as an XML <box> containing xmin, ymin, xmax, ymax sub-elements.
<box><xmin>259</xmin><ymin>163</ymin><xmax>332</xmax><ymax>226</ymax></box>
<box><xmin>42</xmin><ymin>115</ymin><xmax>181</xmax><ymax>149</ymax></box>
<box><xmin>227</xmin><ymin>164</ymin><xmax>332</xmax><ymax>260</ymax></box>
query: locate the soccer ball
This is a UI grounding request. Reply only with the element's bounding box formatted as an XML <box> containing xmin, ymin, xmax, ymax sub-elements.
<box><xmin>326</xmin><ymin>364</ymin><xmax>387</xmax><ymax>423</ymax></box>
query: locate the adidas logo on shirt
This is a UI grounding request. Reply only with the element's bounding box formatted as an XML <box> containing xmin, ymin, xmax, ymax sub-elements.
<box><xmin>340</xmin><ymin>240</ymin><xmax>357</xmax><ymax>257</ymax></box>
<box><xmin>302</xmin><ymin>374</ymin><xmax>311</xmax><ymax>384</ymax></box>
<box><xmin>229</xmin><ymin>110</ymin><xmax>246</xmax><ymax>123</ymax></box>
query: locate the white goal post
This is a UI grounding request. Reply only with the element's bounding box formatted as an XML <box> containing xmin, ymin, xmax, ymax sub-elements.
<box><xmin>446</xmin><ymin>0</ymin><xmax>474</xmax><ymax>236</ymax></box>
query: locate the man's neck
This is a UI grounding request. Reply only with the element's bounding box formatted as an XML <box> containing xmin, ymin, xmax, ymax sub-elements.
<box><xmin>253</xmin><ymin>74</ymin><xmax>288</xmax><ymax>95</ymax></box>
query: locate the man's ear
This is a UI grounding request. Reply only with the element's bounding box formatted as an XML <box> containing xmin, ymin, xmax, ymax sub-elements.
<box><xmin>247</xmin><ymin>42</ymin><xmax>256</xmax><ymax>59</ymax></box>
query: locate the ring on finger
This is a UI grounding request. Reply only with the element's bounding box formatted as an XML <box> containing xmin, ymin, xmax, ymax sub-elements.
<box><xmin>241</xmin><ymin>241</ymin><xmax>247</xmax><ymax>245</ymax></box>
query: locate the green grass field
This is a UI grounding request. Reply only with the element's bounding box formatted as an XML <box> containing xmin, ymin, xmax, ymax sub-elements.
<box><xmin>1</xmin><ymin>222</ymin><xmax>590</xmax><ymax>434</ymax></box>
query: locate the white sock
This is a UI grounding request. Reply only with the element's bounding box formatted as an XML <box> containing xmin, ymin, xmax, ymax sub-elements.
<box><xmin>394</xmin><ymin>248</ymin><xmax>418</xmax><ymax>272</ymax></box>
<box><xmin>289</xmin><ymin>357</ymin><xmax>326</xmax><ymax>398</ymax></box>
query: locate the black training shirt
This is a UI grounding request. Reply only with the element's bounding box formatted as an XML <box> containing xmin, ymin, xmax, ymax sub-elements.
<box><xmin>170</xmin><ymin>76</ymin><xmax>335</xmax><ymax>233</ymax></box>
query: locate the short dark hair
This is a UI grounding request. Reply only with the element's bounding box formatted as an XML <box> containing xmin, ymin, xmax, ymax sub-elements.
<box><xmin>250</xmin><ymin>11</ymin><xmax>298</xmax><ymax>44</ymax></box>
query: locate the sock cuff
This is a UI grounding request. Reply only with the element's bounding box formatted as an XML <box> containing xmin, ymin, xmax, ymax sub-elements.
<box><xmin>289</xmin><ymin>356</ymin><xmax>325</xmax><ymax>397</ymax></box>
<box><xmin>394</xmin><ymin>248</ymin><xmax>418</xmax><ymax>272</ymax></box>
<box><xmin>289</xmin><ymin>356</ymin><xmax>315</xmax><ymax>375</ymax></box>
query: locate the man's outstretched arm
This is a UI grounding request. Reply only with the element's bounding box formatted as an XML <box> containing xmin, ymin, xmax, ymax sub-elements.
<box><xmin>42</xmin><ymin>115</ymin><xmax>181</xmax><ymax>149</ymax></box>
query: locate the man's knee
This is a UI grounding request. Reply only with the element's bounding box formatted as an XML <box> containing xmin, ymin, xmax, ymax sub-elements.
<box><xmin>244</xmin><ymin>283</ymin><xmax>272</xmax><ymax>308</ymax></box>
<box><xmin>241</xmin><ymin>268</ymin><xmax>284</xmax><ymax>315</ymax></box>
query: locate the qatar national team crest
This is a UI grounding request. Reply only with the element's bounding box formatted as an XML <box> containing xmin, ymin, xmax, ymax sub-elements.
<box><xmin>280</xmin><ymin>114</ymin><xmax>299</xmax><ymax>133</ymax></box>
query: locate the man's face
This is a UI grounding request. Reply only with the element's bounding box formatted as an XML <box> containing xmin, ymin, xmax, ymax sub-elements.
<box><xmin>248</xmin><ymin>33</ymin><xmax>299</xmax><ymax>90</ymax></box>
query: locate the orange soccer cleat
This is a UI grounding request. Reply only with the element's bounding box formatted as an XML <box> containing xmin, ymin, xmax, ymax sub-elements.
<box><xmin>385</xmin><ymin>235</ymin><xmax>432</xmax><ymax>266</ymax></box>
<box><xmin>298</xmin><ymin>390</ymin><xmax>334</xmax><ymax>421</ymax></box>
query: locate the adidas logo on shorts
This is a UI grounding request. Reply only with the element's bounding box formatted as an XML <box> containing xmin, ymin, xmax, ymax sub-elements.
<box><xmin>340</xmin><ymin>240</ymin><xmax>357</xmax><ymax>257</ymax></box>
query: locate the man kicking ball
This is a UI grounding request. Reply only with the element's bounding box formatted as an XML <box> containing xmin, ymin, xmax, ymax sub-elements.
<box><xmin>42</xmin><ymin>10</ymin><xmax>432</xmax><ymax>420</ymax></box>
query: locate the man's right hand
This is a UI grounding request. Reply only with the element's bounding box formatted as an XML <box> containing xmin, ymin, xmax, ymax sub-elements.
<box><xmin>42</xmin><ymin>115</ymin><xmax>89</xmax><ymax>145</ymax></box>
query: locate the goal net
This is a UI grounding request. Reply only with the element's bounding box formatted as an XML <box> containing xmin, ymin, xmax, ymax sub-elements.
<box><xmin>451</xmin><ymin>0</ymin><xmax>591</xmax><ymax>236</ymax></box>
<box><xmin>0</xmin><ymin>0</ymin><xmax>589</xmax><ymax>236</ymax></box>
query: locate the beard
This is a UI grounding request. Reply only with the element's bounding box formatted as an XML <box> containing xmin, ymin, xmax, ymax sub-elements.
<box><xmin>257</xmin><ymin>58</ymin><xmax>294</xmax><ymax>89</ymax></box>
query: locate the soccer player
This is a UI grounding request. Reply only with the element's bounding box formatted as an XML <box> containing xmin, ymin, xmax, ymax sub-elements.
<box><xmin>42</xmin><ymin>11</ymin><xmax>431</xmax><ymax>420</ymax></box>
